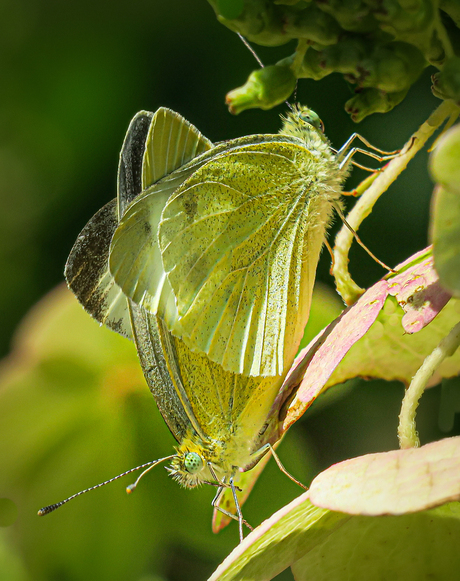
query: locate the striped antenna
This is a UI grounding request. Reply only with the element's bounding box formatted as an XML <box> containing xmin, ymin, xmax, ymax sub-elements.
<box><xmin>37</xmin><ymin>455</ymin><xmax>175</xmax><ymax>516</ymax></box>
<box><xmin>237</xmin><ymin>33</ymin><xmax>264</xmax><ymax>68</ymax></box>
<box><xmin>237</xmin><ymin>33</ymin><xmax>295</xmax><ymax>113</ymax></box>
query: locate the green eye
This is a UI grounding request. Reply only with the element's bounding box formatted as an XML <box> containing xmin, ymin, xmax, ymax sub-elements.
<box><xmin>184</xmin><ymin>452</ymin><xmax>203</xmax><ymax>474</ymax></box>
<box><xmin>300</xmin><ymin>109</ymin><xmax>324</xmax><ymax>132</ymax></box>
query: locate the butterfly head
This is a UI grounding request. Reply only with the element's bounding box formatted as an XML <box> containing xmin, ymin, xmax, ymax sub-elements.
<box><xmin>167</xmin><ymin>437</ymin><xmax>225</xmax><ymax>488</ymax></box>
<box><xmin>280</xmin><ymin>104</ymin><xmax>328</xmax><ymax>145</ymax></box>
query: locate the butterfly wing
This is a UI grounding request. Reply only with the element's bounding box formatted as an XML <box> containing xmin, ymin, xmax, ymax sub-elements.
<box><xmin>109</xmin><ymin>109</ymin><xmax>214</xmax><ymax>333</ymax></box>
<box><xmin>116</xmin><ymin>108</ymin><xmax>219</xmax><ymax>444</ymax></box>
<box><xmin>118</xmin><ymin>111</ymin><xmax>155</xmax><ymax>215</ymax></box>
<box><xmin>64</xmin><ymin>198</ymin><xmax>134</xmax><ymax>338</ymax></box>
<box><xmin>66</xmin><ymin>108</ymin><xmax>213</xmax><ymax>340</ymax></box>
<box><xmin>115</xmin><ymin>112</ymin><xmax>286</xmax><ymax>462</ymax></box>
<box><xmin>163</xmin><ymin>320</ymin><xmax>284</xmax><ymax>439</ymax></box>
<box><xmin>64</xmin><ymin>111</ymin><xmax>155</xmax><ymax>337</ymax></box>
<box><xmin>140</xmin><ymin>107</ymin><xmax>213</xmax><ymax>189</ymax></box>
<box><xmin>159</xmin><ymin>138</ymin><xmax>338</xmax><ymax>377</ymax></box>
<box><xmin>108</xmin><ymin>136</ymin><xmax>272</xmax><ymax>325</ymax></box>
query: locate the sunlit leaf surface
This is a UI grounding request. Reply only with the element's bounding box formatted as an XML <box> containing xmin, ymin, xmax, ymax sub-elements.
<box><xmin>310</xmin><ymin>436</ymin><xmax>460</xmax><ymax>515</ymax></box>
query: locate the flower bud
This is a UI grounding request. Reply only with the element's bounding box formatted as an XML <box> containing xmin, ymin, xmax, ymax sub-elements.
<box><xmin>357</xmin><ymin>42</ymin><xmax>426</xmax><ymax>93</ymax></box>
<box><xmin>432</xmin><ymin>57</ymin><xmax>460</xmax><ymax>102</ymax></box>
<box><xmin>226</xmin><ymin>65</ymin><xmax>296</xmax><ymax>114</ymax></box>
<box><xmin>345</xmin><ymin>87</ymin><xmax>408</xmax><ymax>122</ymax></box>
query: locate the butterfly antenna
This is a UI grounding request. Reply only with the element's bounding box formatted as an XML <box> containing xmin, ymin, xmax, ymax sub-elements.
<box><xmin>125</xmin><ymin>455</ymin><xmax>174</xmax><ymax>493</ymax></box>
<box><xmin>237</xmin><ymin>32</ymin><xmax>295</xmax><ymax>114</ymax></box>
<box><xmin>237</xmin><ymin>33</ymin><xmax>264</xmax><ymax>68</ymax></box>
<box><xmin>293</xmin><ymin>80</ymin><xmax>299</xmax><ymax>105</ymax></box>
<box><xmin>37</xmin><ymin>455</ymin><xmax>175</xmax><ymax>516</ymax></box>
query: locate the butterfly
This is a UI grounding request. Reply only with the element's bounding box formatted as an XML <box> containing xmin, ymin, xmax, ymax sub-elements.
<box><xmin>108</xmin><ymin>106</ymin><xmax>345</xmax><ymax>378</ymax></box>
<box><xmin>39</xmin><ymin>105</ymin><xmax>349</xmax><ymax>538</ymax></box>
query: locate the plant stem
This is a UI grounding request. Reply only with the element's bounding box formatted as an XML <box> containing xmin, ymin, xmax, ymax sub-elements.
<box><xmin>291</xmin><ymin>39</ymin><xmax>308</xmax><ymax>76</ymax></box>
<box><xmin>332</xmin><ymin>99</ymin><xmax>460</xmax><ymax>305</ymax></box>
<box><xmin>398</xmin><ymin>319</ymin><xmax>460</xmax><ymax>449</ymax></box>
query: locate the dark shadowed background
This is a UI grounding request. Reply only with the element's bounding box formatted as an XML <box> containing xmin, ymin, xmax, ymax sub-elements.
<box><xmin>0</xmin><ymin>1</ymin><xmax>455</xmax><ymax>580</ymax></box>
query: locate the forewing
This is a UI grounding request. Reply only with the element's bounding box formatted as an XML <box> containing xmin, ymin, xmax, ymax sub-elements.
<box><xmin>114</xmin><ymin>107</ymin><xmax>212</xmax><ymax>442</ymax></box>
<box><xmin>109</xmin><ymin>109</ymin><xmax>214</xmax><ymax>331</ymax></box>
<box><xmin>64</xmin><ymin>199</ymin><xmax>133</xmax><ymax>339</ymax></box>
<box><xmin>118</xmin><ymin>110</ymin><xmax>154</xmax><ymax>216</ymax></box>
<box><xmin>64</xmin><ymin>111</ymin><xmax>156</xmax><ymax>338</ymax></box>
<box><xmin>159</xmin><ymin>140</ymin><xmax>332</xmax><ymax>377</ymax></box>
<box><xmin>128</xmin><ymin>301</ymin><xmax>193</xmax><ymax>442</ymax></box>
<box><xmin>141</xmin><ymin>107</ymin><xmax>213</xmax><ymax>189</ymax></box>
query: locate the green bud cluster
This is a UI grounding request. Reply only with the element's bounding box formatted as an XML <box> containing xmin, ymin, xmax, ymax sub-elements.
<box><xmin>208</xmin><ymin>0</ymin><xmax>460</xmax><ymax>120</ymax></box>
<box><xmin>432</xmin><ymin>56</ymin><xmax>460</xmax><ymax>102</ymax></box>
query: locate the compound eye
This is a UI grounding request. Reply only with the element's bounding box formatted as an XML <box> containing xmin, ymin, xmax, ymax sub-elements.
<box><xmin>184</xmin><ymin>452</ymin><xmax>204</xmax><ymax>474</ymax></box>
<box><xmin>300</xmin><ymin>110</ymin><xmax>323</xmax><ymax>132</ymax></box>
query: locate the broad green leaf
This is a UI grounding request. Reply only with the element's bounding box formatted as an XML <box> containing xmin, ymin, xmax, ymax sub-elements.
<box><xmin>291</xmin><ymin>503</ymin><xmax>460</xmax><ymax>581</ymax></box>
<box><xmin>430</xmin><ymin>184</ymin><xmax>460</xmax><ymax>297</ymax></box>
<box><xmin>209</xmin><ymin>494</ymin><xmax>460</xmax><ymax>581</ymax></box>
<box><xmin>429</xmin><ymin>123</ymin><xmax>460</xmax><ymax>297</ymax></box>
<box><xmin>209</xmin><ymin>495</ymin><xmax>349</xmax><ymax>581</ymax></box>
<box><xmin>310</xmin><ymin>436</ymin><xmax>460</xmax><ymax>515</ymax></box>
<box><xmin>429</xmin><ymin>124</ymin><xmax>460</xmax><ymax>194</ymax></box>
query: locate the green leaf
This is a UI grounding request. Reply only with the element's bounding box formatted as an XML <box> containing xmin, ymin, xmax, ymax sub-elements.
<box><xmin>310</xmin><ymin>436</ymin><xmax>460</xmax><ymax>515</ymax></box>
<box><xmin>291</xmin><ymin>503</ymin><xmax>460</xmax><ymax>581</ymax></box>
<box><xmin>208</xmin><ymin>494</ymin><xmax>460</xmax><ymax>581</ymax></box>
<box><xmin>209</xmin><ymin>496</ymin><xmax>349</xmax><ymax>581</ymax></box>
<box><xmin>429</xmin><ymin>124</ymin><xmax>460</xmax><ymax>297</ymax></box>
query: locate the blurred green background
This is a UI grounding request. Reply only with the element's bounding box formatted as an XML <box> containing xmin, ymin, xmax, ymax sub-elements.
<box><xmin>0</xmin><ymin>1</ymin><xmax>458</xmax><ymax>580</ymax></box>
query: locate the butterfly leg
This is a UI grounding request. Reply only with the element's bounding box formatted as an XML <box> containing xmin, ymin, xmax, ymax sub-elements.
<box><xmin>230</xmin><ymin>476</ymin><xmax>245</xmax><ymax>542</ymax></box>
<box><xmin>331</xmin><ymin>202</ymin><xmax>396</xmax><ymax>273</ymax></box>
<box><xmin>250</xmin><ymin>443</ymin><xmax>308</xmax><ymax>490</ymax></box>
<box><xmin>211</xmin><ymin>483</ymin><xmax>253</xmax><ymax>542</ymax></box>
<box><xmin>266</xmin><ymin>444</ymin><xmax>308</xmax><ymax>490</ymax></box>
<box><xmin>336</xmin><ymin>133</ymin><xmax>399</xmax><ymax>172</ymax></box>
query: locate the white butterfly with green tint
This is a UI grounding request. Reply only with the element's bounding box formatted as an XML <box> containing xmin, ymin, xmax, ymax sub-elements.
<box><xmin>109</xmin><ymin>106</ymin><xmax>345</xmax><ymax>377</ymax></box>
<box><xmin>65</xmin><ymin>107</ymin><xmax>288</xmax><ymax>496</ymax></box>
